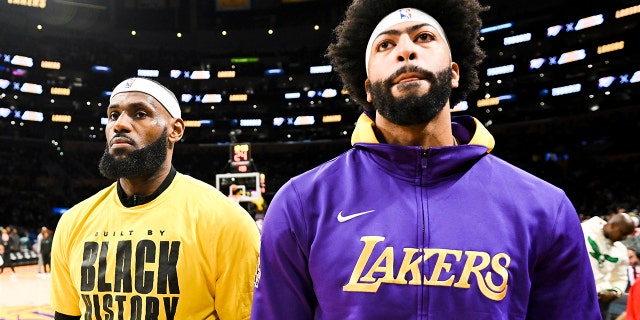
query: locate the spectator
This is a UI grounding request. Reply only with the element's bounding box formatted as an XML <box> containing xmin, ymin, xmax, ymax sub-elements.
<box><xmin>582</xmin><ymin>213</ymin><xmax>636</xmax><ymax>320</ymax></box>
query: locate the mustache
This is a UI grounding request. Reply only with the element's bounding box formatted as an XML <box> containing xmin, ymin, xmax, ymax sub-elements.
<box><xmin>387</xmin><ymin>65</ymin><xmax>437</xmax><ymax>84</ymax></box>
<box><xmin>108</xmin><ymin>133</ymin><xmax>135</xmax><ymax>146</ymax></box>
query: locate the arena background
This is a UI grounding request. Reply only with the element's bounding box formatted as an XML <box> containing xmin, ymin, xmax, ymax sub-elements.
<box><xmin>1</xmin><ymin>0</ymin><xmax>639</xmax><ymax>232</ymax></box>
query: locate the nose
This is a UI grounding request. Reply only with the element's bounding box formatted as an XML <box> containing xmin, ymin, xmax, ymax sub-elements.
<box><xmin>111</xmin><ymin>113</ymin><xmax>132</xmax><ymax>133</ymax></box>
<box><xmin>396</xmin><ymin>34</ymin><xmax>417</xmax><ymax>62</ymax></box>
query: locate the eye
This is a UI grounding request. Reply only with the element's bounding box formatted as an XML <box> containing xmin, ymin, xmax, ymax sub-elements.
<box><xmin>134</xmin><ymin>111</ymin><xmax>149</xmax><ymax>119</ymax></box>
<box><xmin>416</xmin><ymin>32</ymin><xmax>435</xmax><ymax>43</ymax></box>
<box><xmin>108</xmin><ymin>111</ymin><xmax>120</xmax><ymax>121</ymax></box>
<box><xmin>376</xmin><ymin>39</ymin><xmax>394</xmax><ymax>52</ymax></box>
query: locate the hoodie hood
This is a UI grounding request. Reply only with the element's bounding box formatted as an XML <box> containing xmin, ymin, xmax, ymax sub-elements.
<box><xmin>350</xmin><ymin>112</ymin><xmax>495</xmax><ymax>152</ymax></box>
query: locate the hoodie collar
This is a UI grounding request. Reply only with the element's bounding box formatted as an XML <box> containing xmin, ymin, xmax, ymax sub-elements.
<box><xmin>351</xmin><ymin>112</ymin><xmax>495</xmax><ymax>152</ymax></box>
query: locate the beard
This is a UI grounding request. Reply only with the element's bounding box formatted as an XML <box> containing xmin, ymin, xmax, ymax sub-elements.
<box><xmin>98</xmin><ymin>129</ymin><xmax>168</xmax><ymax>180</ymax></box>
<box><xmin>368</xmin><ymin>65</ymin><xmax>453</xmax><ymax>126</ymax></box>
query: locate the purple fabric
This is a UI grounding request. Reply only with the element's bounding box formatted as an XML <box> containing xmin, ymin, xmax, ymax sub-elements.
<box><xmin>252</xmin><ymin>116</ymin><xmax>600</xmax><ymax>319</ymax></box>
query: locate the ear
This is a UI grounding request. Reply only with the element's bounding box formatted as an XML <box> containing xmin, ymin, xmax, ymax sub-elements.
<box><xmin>451</xmin><ymin>62</ymin><xmax>460</xmax><ymax>88</ymax></box>
<box><xmin>365</xmin><ymin>79</ymin><xmax>373</xmax><ymax>102</ymax></box>
<box><xmin>168</xmin><ymin>118</ymin><xmax>185</xmax><ymax>143</ymax></box>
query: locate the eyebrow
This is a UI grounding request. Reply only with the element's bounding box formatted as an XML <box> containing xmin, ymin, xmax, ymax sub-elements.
<box><xmin>107</xmin><ymin>101</ymin><xmax>155</xmax><ymax>112</ymax></box>
<box><xmin>376</xmin><ymin>23</ymin><xmax>431</xmax><ymax>38</ymax></box>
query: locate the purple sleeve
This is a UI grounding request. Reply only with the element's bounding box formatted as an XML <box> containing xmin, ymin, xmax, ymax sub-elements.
<box><xmin>527</xmin><ymin>195</ymin><xmax>600</xmax><ymax>319</ymax></box>
<box><xmin>251</xmin><ymin>181</ymin><xmax>316</xmax><ymax>319</ymax></box>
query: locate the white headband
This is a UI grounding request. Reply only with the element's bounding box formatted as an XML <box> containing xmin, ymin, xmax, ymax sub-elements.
<box><xmin>365</xmin><ymin>8</ymin><xmax>450</xmax><ymax>76</ymax></box>
<box><xmin>110</xmin><ymin>77</ymin><xmax>181</xmax><ymax>119</ymax></box>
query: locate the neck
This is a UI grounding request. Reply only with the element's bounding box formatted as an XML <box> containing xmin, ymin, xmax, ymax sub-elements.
<box><xmin>118</xmin><ymin>161</ymin><xmax>172</xmax><ymax>196</ymax></box>
<box><xmin>374</xmin><ymin>109</ymin><xmax>455</xmax><ymax>148</ymax></box>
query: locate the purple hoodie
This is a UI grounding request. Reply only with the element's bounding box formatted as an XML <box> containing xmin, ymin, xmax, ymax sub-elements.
<box><xmin>252</xmin><ymin>114</ymin><xmax>600</xmax><ymax>319</ymax></box>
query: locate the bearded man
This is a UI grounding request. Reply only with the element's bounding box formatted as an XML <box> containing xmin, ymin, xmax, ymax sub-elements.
<box><xmin>50</xmin><ymin>77</ymin><xmax>260</xmax><ymax>320</ymax></box>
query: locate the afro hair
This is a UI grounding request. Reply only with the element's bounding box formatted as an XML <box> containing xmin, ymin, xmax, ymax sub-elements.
<box><xmin>326</xmin><ymin>0</ymin><xmax>488</xmax><ymax>111</ymax></box>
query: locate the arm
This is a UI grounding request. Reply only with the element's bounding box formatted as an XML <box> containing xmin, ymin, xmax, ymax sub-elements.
<box><xmin>609</xmin><ymin>249</ymin><xmax>630</xmax><ymax>295</ymax></box>
<box><xmin>50</xmin><ymin>214</ymin><xmax>82</xmax><ymax>317</ymax></box>
<box><xmin>214</xmin><ymin>204</ymin><xmax>261</xmax><ymax>320</ymax></box>
<box><xmin>251</xmin><ymin>182</ymin><xmax>317</xmax><ymax>319</ymax></box>
<box><xmin>527</xmin><ymin>195</ymin><xmax>600</xmax><ymax>319</ymax></box>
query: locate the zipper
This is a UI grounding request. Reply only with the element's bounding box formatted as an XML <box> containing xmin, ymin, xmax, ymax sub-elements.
<box><xmin>420</xmin><ymin>147</ymin><xmax>428</xmax><ymax>317</ymax></box>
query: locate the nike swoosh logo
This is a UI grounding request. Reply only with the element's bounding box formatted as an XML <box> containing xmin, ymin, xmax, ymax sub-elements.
<box><xmin>337</xmin><ymin>210</ymin><xmax>376</xmax><ymax>222</ymax></box>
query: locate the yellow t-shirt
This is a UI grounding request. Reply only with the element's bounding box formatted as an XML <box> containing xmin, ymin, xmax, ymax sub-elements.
<box><xmin>51</xmin><ymin>173</ymin><xmax>260</xmax><ymax>319</ymax></box>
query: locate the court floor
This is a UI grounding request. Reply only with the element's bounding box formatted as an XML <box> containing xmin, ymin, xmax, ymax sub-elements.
<box><xmin>0</xmin><ymin>264</ymin><xmax>54</xmax><ymax>319</ymax></box>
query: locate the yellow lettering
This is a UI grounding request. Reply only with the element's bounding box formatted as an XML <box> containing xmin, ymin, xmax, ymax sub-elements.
<box><xmin>424</xmin><ymin>249</ymin><xmax>462</xmax><ymax>286</ymax></box>
<box><xmin>360</xmin><ymin>247</ymin><xmax>395</xmax><ymax>286</ymax></box>
<box><xmin>390</xmin><ymin>248</ymin><xmax>423</xmax><ymax>285</ymax></box>
<box><xmin>343</xmin><ymin>236</ymin><xmax>385</xmax><ymax>292</ymax></box>
<box><xmin>343</xmin><ymin>237</ymin><xmax>511</xmax><ymax>300</ymax></box>
<box><xmin>453</xmin><ymin>250</ymin><xmax>490</xmax><ymax>289</ymax></box>
<box><xmin>481</xmin><ymin>253</ymin><xmax>510</xmax><ymax>301</ymax></box>
<box><xmin>453</xmin><ymin>251</ymin><xmax>510</xmax><ymax>301</ymax></box>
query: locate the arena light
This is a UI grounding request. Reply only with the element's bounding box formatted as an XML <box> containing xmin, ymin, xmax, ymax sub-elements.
<box><xmin>309</xmin><ymin>65</ymin><xmax>332</xmax><ymax>74</ymax></box>
<box><xmin>231</xmin><ymin>57</ymin><xmax>259</xmax><ymax>63</ymax></box>
<box><xmin>322</xmin><ymin>115</ymin><xmax>342</xmax><ymax>123</ymax></box>
<box><xmin>597</xmin><ymin>41</ymin><xmax>624</xmax><ymax>54</ymax></box>
<box><xmin>451</xmin><ymin>101</ymin><xmax>468</xmax><ymax>112</ymax></box>
<box><xmin>487</xmin><ymin>64</ymin><xmax>514</xmax><ymax>76</ymax></box>
<box><xmin>530</xmin><ymin>58</ymin><xmax>546</xmax><ymax>69</ymax></box>
<box><xmin>557</xmin><ymin>49</ymin><xmax>586</xmax><ymax>65</ymax></box>
<box><xmin>11</xmin><ymin>55</ymin><xmax>33</xmax><ymax>67</ymax></box>
<box><xmin>616</xmin><ymin>4</ymin><xmax>640</xmax><ymax>18</ymax></box>
<box><xmin>480</xmin><ymin>22</ymin><xmax>513</xmax><ymax>34</ymax></box>
<box><xmin>240</xmin><ymin>119</ymin><xmax>262</xmax><ymax>127</ymax></box>
<box><xmin>192</xmin><ymin>70</ymin><xmax>211</xmax><ymax>79</ymax></box>
<box><xmin>229</xmin><ymin>94</ymin><xmax>248</xmax><ymax>102</ymax></box>
<box><xmin>184</xmin><ymin>120</ymin><xmax>202</xmax><ymax>127</ymax></box>
<box><xmin>20</xmin><ymin>82</ymin><xmax>43</xmax><ymax>94</ymax></box>
<box><xmin>0</xmin><ymin>79</ymin><xmax>10</xmax><ymax>89</ymax></box>
<box><xmin>41</xmin><ymin>60</ymin><xmax>61</xmax><ymax>70</ymax></box>
<box><xmin>273</xmin><ymin>117</ymin><xmax>286</xmax><ymax>126</ymax></box>
<box><xmin>497</xmin><ymin>94</ymin><xmax>515</xmax><ymax>102</ymax></box>
<box><xmin>181</xmin><ymin>94</ymin><xmax>193</xmax><ymax>103</ymax></box>
<box><xmin>202</xmin><ymin>94</ymin><xmax>222</xmax><ymax>103</ymax></box>
<box><xmin>574</xmin><ymin>14</ymin><xmax>604</xmax><ymax>31</ymax></box>
<box><xmin>217</xmin><ymin>70</ymin><xmax>235</xmax><ymax>78</ymax></box>
<box><xmin>7</xmin><ymin>0</ymin><xmax>46</xmax><ymax>8</ymax></box>
<box><xmin>22</xmin><ymin>110</ymin><xmax>44</xmax><ymax>122</ymax></box>
<box><xmin>631</xmin><ymin>71</ymin><xmax>640</xmax><ymax>83</ymax></box>
<box><xmin>137</xmin><ymin>69</ymin><xmax>160</xmax><ymax>77</ymax></box>
<box><xmin>294</xmin><ymin>116</ymin><xmax>315</xmax><ymax>126</ymax></box>
<box><xmin>285</xmin><ymin>92</ymin><xmax>301</xmax><ymax>99</ymax></box>
<box><xmin>0</xmin><ymin>108</ymin><xmax>12</xmax><ymax>118</ymax></box>
<box><xmin>477</xmin><ymin>97</ymin><xmax>500</xmax><ymax>107</ymax></box>
<box><xmin>547</xmin><ymin>25</ymin><xmax>563</xmax><ymax>37</ymax></box>
<box><xmin>320</xmin><ymin>88</ymin><xmax>338</xmax><ymax>98</ymax></box>
<box><xmin>170</xmin><ymin>70</ymin><xmax>183</xmax><ymax>79</ymax></box>
<box><xmin>51</xmin><ymin>87</ymin><xmax>71</xmax><ymax>96</ymax></box>
<box><xmin>265</xmin><ymin>68</ymin><xmax>284</xmax><ymax>75</ymax></box>
<box><xmin>91</xmin><ymin>65</ymin><xmax>111</xmax><ymax>73</ymax></box>
<box><xmin>598</xmin><ymin>76</ymin><xmax>616</xmax><ymax>88</ymax></box>
<box><xmin>551</xmin><ymin>83</ymin><xmax>581</xmax><ymax>96</ymax></box>
<box><xmin>503</xmin><ymin>33</ymin><xmax>531</xmax><ymax>46</ymax></box>
<box><xmin>52</xmin><ymin>114</ymin><xmax>72</xmax><ymax>123</ymax></box>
